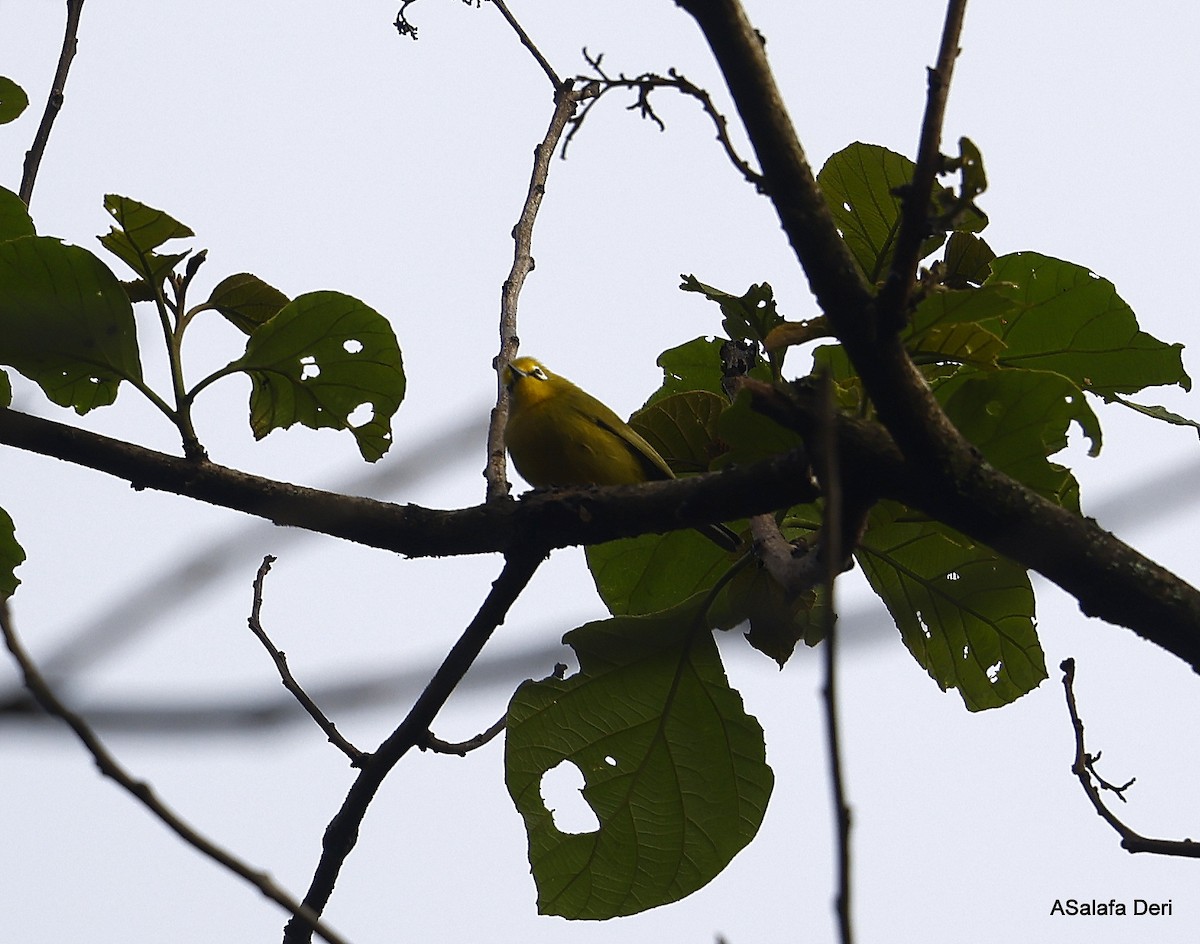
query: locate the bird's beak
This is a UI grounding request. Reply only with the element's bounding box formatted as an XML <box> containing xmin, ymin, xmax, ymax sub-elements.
<box><xmin>503</xmin><ymin>361</ymin><xmax>527</xmax><ymax>391</ymax></box>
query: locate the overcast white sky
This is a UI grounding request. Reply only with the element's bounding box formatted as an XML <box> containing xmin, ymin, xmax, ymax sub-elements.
<box><xmin>3</xmin><ymin>1</ymin><xmax>1200</xmax><ymax>942</ymax></box>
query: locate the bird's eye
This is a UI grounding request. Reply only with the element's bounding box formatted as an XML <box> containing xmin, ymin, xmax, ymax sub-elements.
<box><xmin>531</xmin><ymin>365</ymin><xmax>549</xmax><ymax>381</ymax></box>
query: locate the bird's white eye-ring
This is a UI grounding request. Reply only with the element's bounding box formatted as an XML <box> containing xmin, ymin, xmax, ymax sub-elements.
<box><xmin>530</xmin><ymin>365</ymin><xmax>549</xmax><ymax>381</ymax></box>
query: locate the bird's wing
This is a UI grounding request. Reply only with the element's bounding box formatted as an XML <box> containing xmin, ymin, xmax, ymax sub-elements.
<box><xmin>584</xmin><ymin>404</ymin><xmax>675</xmax><ymax>481</ymax></box>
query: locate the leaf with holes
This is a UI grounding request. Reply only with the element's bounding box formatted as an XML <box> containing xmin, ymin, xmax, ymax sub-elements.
<box><xmin>0</xmin><ymin>236</ymin><xmax>141</xmax><ymax>412</ymax></box>
<box><xmin>678</xmin><ymin>276</ymin><xmax>784</xmax><ymax>347</ymax></box>
<box><xmin>855</xmin><ymin>501</ymin><xmax>1046</xmax><ymax>711</ymax></box>
<box><xmin>505</xmin><ymin>599</ymin><xmax>773</xmax><ymax>919</ymax></box>
<box><xmin>937</xmin><ymin>368</ymin><xmax>1100</xmax><ymax>510</ymax></box>
<box><xmin>228</xmin><ymin>291</ymin><xmax>405</xmax><ymax>461</ymax></box>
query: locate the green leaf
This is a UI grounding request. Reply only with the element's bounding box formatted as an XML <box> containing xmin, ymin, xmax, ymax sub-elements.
<box><xmin>818</xmin><ymin>143</ymin><xmax>943</xmax><ymax>283</ymax></box>
<box><xmin>679</xmin><ymin>276</ymin><xmax>784</xmax><ymax>346</ymax></box>
<box><xmin>910</xmin><ymin>321</ymin><xmax>1005</xmax><ymax>370</ymax></box>
<box><xmin>937</xmin><ymin>368</ymin><xmax>1100</xmax><ymax>509</ymax></box>
<box><xmin>908</xmin><ymin>284</ymin><xmax>1016</xmax><ymax>337</ymax></box>
<box><xmin>984</xmin><ymin>253</ymin><xmax>1191</xmax><ymax>397</ymax></box>
<box><xmin>98</xmin><ymin>194</ymin><xmax>193</xmax><ymax>282</ymax></box>
<box><xmin>856</xmin><ymin>501</ymin><xmax>1047</xmax><ymax>711</ymax></box>
<box><xmin>229</xmin><ymin>290</ymin><xmax>405</xmax><ymax>462</ymax></box>
<box><xmin>0</xmin><ymin>187</ymin><xmax>35</xmax><ymax>242</ymax></box>
<box><xmin>629</xmin><ymin>390</ymin><xmax>727</xmax><ymax>474</ymax></box>
<box><xmin>505</xmin><ymin>601</ymin><xmax>773</xmax><ymax>919</ymax></box>
<box><xmin>205</xmin><ymin>272</ymin><xmax>290</xmax><ymax>334</ymax></box>
<box><xmin>0</xmin><ymin>506</ymin><xmax>24</xmax><ymax>598</ymax></box>
<box><xmin>941</xmin><ymin>232</ymin><xmax>995</xmax><ymax>288</ymax></box>
<box><xmin>722</xmin><ymin>563</ymin><xmax>828</xmax><ymax>666</ymax></box>
<box><xmin>0</xmin><ymin>237</ymin><xmax>141</xmax><ymax>412</ymax></box>
<box><xmin>0</xmin><ymin>76</ymin><xmax>29</xmax><ymax>124</ymax></box>
<box><xmin>932</xmin><ymin>137</ymin><xmax>989</xmax><ymax>233</ymax></box>
<box><xmin>644</xmin><ymin>337</ymin><xmax>728</xmax><ymax>406</ymax></box>
<box><xmin>714</xmin><ymin>387</ymin><xmax>805</xmax><ymax>468</ymax></box>
<box><xmin>586</xmin><ymin>530</ymin><xmax>732</xmax><ymax>617</ymax></box>
<box><xmin>1105</xmin><ymin>394</ymin><xmax>1200</xmax><ymax>438</ymax></box>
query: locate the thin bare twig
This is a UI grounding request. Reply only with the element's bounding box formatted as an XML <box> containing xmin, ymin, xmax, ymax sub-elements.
<box><xmin>20</xmin><ymin>0</ymin><xmax>86</xmax><ymax>205</ymax></box>
<box><xmin>1060</xmin><ymin>658</ymin><xmax>1200</xmax><ymax>858</ymax></box>
<box><xmin>486</xmin><ymin>83</ymin><xmax>582</xmax><ymax>500</ymax></box>
<box><xmin>0</xmin><ymin>598</ymin><xmax>353</xmax><ymax>944</ymax></box>
<box><xmin>422</xmin><ymin>715</ymin><xmax>506</xmax><ymax>755</ymax></box>
<box><xmin>876</xmin><ymin>0</ymin><xmax>970</xmax><ymax>332</ymax></box>
<box><xmin>489</xmin><ymin>0</ymin><xmax>561</xmax><ymax>88</ymax></box>
<box><xmin>565</xmin><ymin>52</ymin><xmax>763</xmax><ymax>190</ymax></box>
<box><xmin>816</xmin><ymin>372</ymin><xmax>853</xmax><ymax>944</ymax></box>
<box><xmin>283</xmin><ymin>545</ymin><xmax>546</xmax><ymax>944</ymax></box>
<box><xmin>246</xmin><ymin>556</ymin><xmax>365</xmax><ymax>766</ymax></box>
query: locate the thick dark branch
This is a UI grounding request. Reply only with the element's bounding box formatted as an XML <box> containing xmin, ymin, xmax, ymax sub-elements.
<box><xmin>675</xmin><ymin>2</ymin><xmax>1200</xmax><ymax>668</ymax></box>
<box><xmin>1060</xmin><ymin>659</ymin><xmax>1200</xmax><ymax>857</ymax></box>
<box><xmin>0</xmin><ymin>407</ymin><xmax>816</xmax><ymax>556</ymax></box>
<box><xmin>673</xmin><ymin>0</ymin><xmax>978</xmax><ymax>478</ymax></box>
<box><xmin>283</xmin><ymin>546</ymin><xmax>544</xmax><ymax>943</ymax></box>
<box><xmin>741</xmin><ymin>380</ymin><xmax>1200</xmax><ymax>673</ymax></box>
<box><xmin>7</xmin><ymin>394</ymin><xmax>1200</xmax><ymax>668</ymax></box>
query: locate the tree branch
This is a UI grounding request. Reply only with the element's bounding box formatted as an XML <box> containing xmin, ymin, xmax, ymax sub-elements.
<box><xmin>565</xmin><ymin>53</ymin><xmax>763</xmax><ymax>189</ymax></box>
<box><xmin>875</xmin><ymin>0</ymin><xmax>969</xmax><ymax>332</ymax></box>
<box><xmin>0</xmin><ymin>406</ymin><xmax>817</xmax><ymax>556</ymax></box>
<box><xmin>676</xmin><ymin>0</ymin><xmax>1200</xmax><ymax>665</ymax></box>
<box><xmin>1059</xmin><ymin>659</ymin><xmax>1200</xmax><ymax>858</ymax></box>
<box><xmin>737</xmin><ymin>380</ymin><xmax>1200</xmax><ymax>673</ymax></box>
<box><xmin>283</xmin><ymin>546</ymin><xmax>545</xmax><ymax>943</ymax></box>
<box><xmin>6</xmin><ymin>392</ymin><xmax>1200</xmax><ymax>671</ymax></box>
<box><xmin>0</xmin><ymin>599</ymin><xmax>353</xmax><ymax>944</ymax></box>
<box><xmin>20</xmin><ymin>0</ymin><xmax>86</xmax><ymax>205</ymax></box>
<box><xmin>488</xmin><ymin>82</ymin><xmax>582</xmax><ymax>500</ymax></box>
<box><xmin>674</xmin><ymin>0</ymin><xmax>973</xmax><ymax>479</ymax></box>
<box><xmin>816</xmin><ymin>374</ymin><xmax>854</xmax><ymax>944</ymax></box>
<box><xmin>246</xmin><ymin>556</ymin><xmax>365</xmax><ymax>765</ymax></box>
<box><xmin>488</xmin><ymin>0</ymin><xmax>561</xmax><ymax>88</ymax></box>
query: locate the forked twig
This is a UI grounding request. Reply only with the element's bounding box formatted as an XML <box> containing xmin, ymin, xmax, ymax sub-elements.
<box><xmin>246</xmin><ymin>556</ymin><xmax>365</xmax><ymax>765</ymax></box>
<box><xmin>566</xmin><ymin>52</ymin><xmax>763</xmax><ymax>190</ymax></box>
<box><xmin>0</xmin><ymin>599</ymin><xmax>353</xmax><ymax>944</ymax></box>
<box><xmin>283</xmin><ymin>545</ymin><xmax>545</xmax><ymax>944</ymax></box>
<box><xmin>1060</xmin><ymin>658</ymin><xmax>1200</xmax><ymax>858</ymax></box>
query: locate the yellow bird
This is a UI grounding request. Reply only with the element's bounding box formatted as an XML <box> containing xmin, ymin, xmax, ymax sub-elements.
<box><xmin>502</xmin><ymin>355</ymin><xmax>739</xmax><ymax>550</ymax></box>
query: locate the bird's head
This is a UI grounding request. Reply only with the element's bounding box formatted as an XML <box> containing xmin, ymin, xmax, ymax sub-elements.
<box><xmin>502</xmin><ymin>356</ymin><xmax>557</xmax><ymax>406</ymax></box>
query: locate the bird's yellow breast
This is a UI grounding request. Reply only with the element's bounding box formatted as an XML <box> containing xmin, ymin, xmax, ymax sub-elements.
<box><xmin>506</xmin><ymin>398</ymin><xmax>653</xmax><ymax>486</ymax></box>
